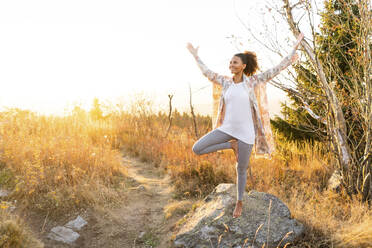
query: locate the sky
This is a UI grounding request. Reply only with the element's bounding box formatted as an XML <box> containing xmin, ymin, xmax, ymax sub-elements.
<box><xmin>0</xmin><ymin>0</ymin><xmax>302</xmax><ymax>117</ymax></box>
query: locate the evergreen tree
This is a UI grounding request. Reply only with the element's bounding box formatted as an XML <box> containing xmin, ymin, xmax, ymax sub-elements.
<box><xmin>272</xmin><ymin>0</ymin><xmax>364</xmax><ymax>148</ymax></box>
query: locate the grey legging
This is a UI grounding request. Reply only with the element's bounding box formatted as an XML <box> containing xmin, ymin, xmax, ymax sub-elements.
<box><xmin>192</xmin><ymin>129</ymin><xmax>253</xmax><ymax>201</ymax></box>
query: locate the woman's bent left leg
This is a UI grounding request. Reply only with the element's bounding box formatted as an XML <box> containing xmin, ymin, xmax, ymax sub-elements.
<box><xmin>236</xmin><ymin>141</ymin><xmax>254</xmax><ymax>201</ymax></box>
<box><xmin>192</xmin><ymin>129</ymin><xmax>234</xmax><ymax>155</ymax></box>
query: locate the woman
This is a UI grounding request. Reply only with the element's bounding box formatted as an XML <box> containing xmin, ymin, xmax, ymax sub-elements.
<box><xmin>187</xmin><ymin>33</ymin><xmax>304</xmax><ymax>218</ymax></box>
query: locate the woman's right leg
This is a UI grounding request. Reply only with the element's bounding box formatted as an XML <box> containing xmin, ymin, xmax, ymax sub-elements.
<box><xmin>192</xmin><ymin>129</ymin><xmax>235</xmax><ymax>155</ymax></box>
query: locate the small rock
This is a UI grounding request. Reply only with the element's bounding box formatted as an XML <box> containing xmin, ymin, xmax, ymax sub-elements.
<box><xmin>328</xmin><ymin>169</ymin><xmax>342</xmax><ymax>192</ymax></box>
<box><xmin>48</xmin><ymin>226</ymin><xmax>80</xmax><ymax>244</ymax></box>
<box><xmin>138</xmin><ymin>231</ymin><xmax>146</xmax><ymax>239</ymax></box>
<box><xmin>65</xmin><ymin>215</ymin><xmax>88</xmax><ymax>231</ymax></box>
<box><xmin>0</xmin><ymin>189</ymin><xmax>10</xmax><ymax>198</ymax></box>
<box><xmin>137</xmin><ymin>185</ymin><xmax>145</xmax><ymax>191</ymax></box>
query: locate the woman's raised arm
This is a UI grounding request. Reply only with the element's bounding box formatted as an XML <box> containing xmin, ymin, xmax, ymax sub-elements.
<box><xmin>187</xmin><ymin>42</ymin><xmax>227</xmax><ymax>87</ymax></box>
<box><xmin>253</xmin><ymin>33</ymin><xmax>304</xmax><ymax>86</ymax></box>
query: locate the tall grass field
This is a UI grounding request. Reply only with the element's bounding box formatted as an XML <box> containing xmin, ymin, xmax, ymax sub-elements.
<box><xmin>0</xmin><ymin>96</ymin><xmax>371</xmax><ymax>247</ymax></box>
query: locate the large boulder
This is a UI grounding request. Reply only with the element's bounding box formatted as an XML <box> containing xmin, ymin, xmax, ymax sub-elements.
<box><xmin>174</xmin><ymin>184</ymin><xmax>304</xmax><ymax>248</ymax></box>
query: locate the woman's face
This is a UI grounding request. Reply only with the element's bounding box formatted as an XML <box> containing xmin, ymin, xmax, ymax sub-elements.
<box><xmin>229</xmin><ymin>56</ymin><xmax>246</xmax><ymax>75</ymax></box>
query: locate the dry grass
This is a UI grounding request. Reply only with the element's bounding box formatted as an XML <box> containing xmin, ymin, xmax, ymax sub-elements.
<box><xmin>0</xmin><ymin>108</ymin><xmax>127</xmax><ymax>215</ymax></box>
<box><xmin>0</xmin><ymin>107</ymin><xmax>129</xmax><ymax>246</ymax></box>
<box><xmin>0</xmin><ymin>94</ymin><xmax>370</xmax><ymax>247</ymax></box>
<box><xmin>112</xmin><ymin>95</ymin><xmax>371</xmax><ymax>248</ymax></box>
<box><xmin>0</xmin><ymin>210</ymin><xmax>43</xmax><ymax>248</ymax></box>
<box><xmin>164</xmin><ymin>200</ymin><xmax>193</xmax><ymax>220</ymax></box>
<box><xmin>334</xmin><ymin>213</ymin><xmax>372</xmax><ymax>247</ymax></box>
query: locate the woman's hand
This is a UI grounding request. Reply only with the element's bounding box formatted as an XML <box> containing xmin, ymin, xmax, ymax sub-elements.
<box><xmin>186</xmin><ymin>42</ymin><xmax>199</xmax><ymax>57</ymax></box>
<box><xmin>293</xmin><ymin>32</ymin><xmax>304</xmax><ymax>49</ymax></box>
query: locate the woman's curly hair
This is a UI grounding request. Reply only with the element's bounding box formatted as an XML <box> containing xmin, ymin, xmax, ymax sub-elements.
<box><xmin>234</xmin><ymin>51</ymin><xmax>259</xmax><ymax>76</ymax></box>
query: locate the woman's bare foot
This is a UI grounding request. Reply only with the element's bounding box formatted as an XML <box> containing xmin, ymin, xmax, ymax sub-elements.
<box><xmin>233</xmin><ymin>200</ymin><xmax>243</xmax><ymax>218</ymax></box>
<box><xmin>230</xmin><ymin>140</ymin><xmax>239</xmax><ymax>160</ymax></box>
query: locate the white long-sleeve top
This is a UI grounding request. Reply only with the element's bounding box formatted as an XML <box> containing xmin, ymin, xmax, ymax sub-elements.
<box><xmin>217</xmin><ymin>82</ymin><xmax>255</xmax><ymax>144</ymax></box>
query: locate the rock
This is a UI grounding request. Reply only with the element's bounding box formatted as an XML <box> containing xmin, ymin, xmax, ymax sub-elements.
<box><xmin>47</xmin><ymin>226</ymin><xmax>80</xmax><ymax>244</ymax></box>
<box><xmin>47</xmin><ymin>216</ymin><xmax>87</xmax><ymax>244</ymax></box>
<box><xmin>129</xmin><ymin>185</ymin><xmax>146</xmax><ymax>191</ymax></box>
<box><xmin>328</xmin><ymin>169</ymin><xmax>342</xmax><ymax>192</ymax></box>
<box><xmin>138</xmin><ymin>231</ymin><xmax>146</xmax><ymax>239</ymax></box>
<box><xmin>0</xmin><ymin>189</ymin><xmax>10</xmax><ymax>198</ymax></box>
<box><xmin>137</xmin><ymin>185</ymin><xmax>145</xmax><ymax>191</ymax></box>
<box><xmin>65</xmin><ymin>215</ymin><xmax>88</xmax><ymax>231</ymax></box>
<box><xmin>174</xmin><ymin>184</ymin><xmax>304</xmax><ymax>248</ymax></box>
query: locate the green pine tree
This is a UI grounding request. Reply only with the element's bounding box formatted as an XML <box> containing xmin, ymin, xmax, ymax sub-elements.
<box><xmin>272</xmin><ymin>0</ymin><xmax>365</xmax><ymax>150</ymax></box>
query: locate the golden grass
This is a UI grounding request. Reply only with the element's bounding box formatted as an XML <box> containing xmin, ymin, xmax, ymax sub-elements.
<box><xmin>334</xmin><ymin>213</ymin><xmax>372</xmax><ymax>247</ymax></box>
<box><xmin>111</xmin><ymin>96</ymin><xmax>371</xmax><ymax>248</ymax></box>
<box><xmin>164</xmin><ymin>200</ymin><xmax>193</xmax><ymax>220</ymax></box>
<box><xmin>0</xmin><ymin>95</ymin><xmax>370</xmax><ymax>247</ymax></box>
<box><xmin>0</xmin><ymin>108</ymin><xmax>127</xmax><ymax>215</ymax></box>
<box><xmin>0</xmin><ymin>210</ymin><xmax>43</xmax><ymax>248</ymax></box>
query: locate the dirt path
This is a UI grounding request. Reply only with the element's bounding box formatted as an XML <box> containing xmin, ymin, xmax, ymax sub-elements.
<box><xmin>110</xmin><ymin>154</ymin><xmax>180</xmax><ymax>248</ymax></box>
<box><xmin>37</xmin><ymin>153</ymin><xmax>192</xmax><ymax>248</ymax></box>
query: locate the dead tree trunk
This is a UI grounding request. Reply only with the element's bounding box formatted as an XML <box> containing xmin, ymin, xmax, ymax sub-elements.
<box><xmin>164</xmin><ymin>94</ymin><xmax>173</xmax><ymax>138</ymax></box>
<box><xmin>281</xmin><ymin>0</ymin><xmax>371</xmax><ymax>200</ymax></box>
<box><xmin>189</xmin><ymin>84</ymin><xmax>199</xmax><ymax>138</ymax></box>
